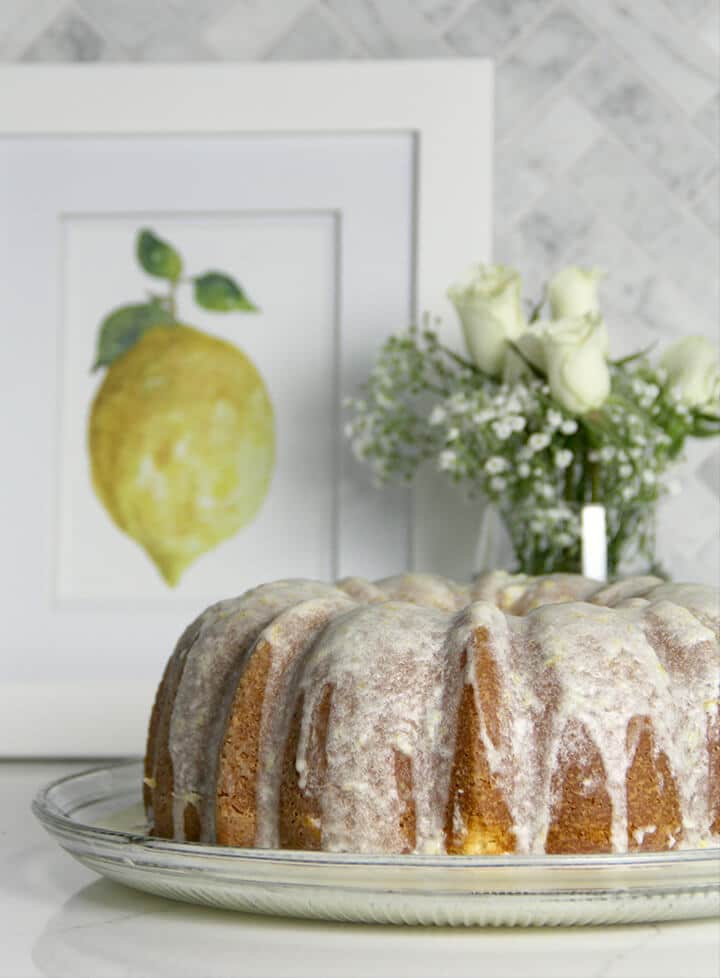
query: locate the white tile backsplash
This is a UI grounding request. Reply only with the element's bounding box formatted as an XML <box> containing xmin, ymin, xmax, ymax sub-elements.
<box><xmin>575</xmin><ymin>44</ymin><xmax>719</xmax><ymax>201</ymax></box>
<box><xmin>21</xmin><ymin>8</ymin><xmax>108</xmax><ymax>61</ymax></box>
<box><xmin>577</xmin><ymin>0</ymin><xmax>718</xmax><ymax>115</ymax></box>
<box><xmin>570</xmin><ymin>136</ymin><xmax>687</xmax><ymax>242</ymax></box>
<box><xmin>692</xmin><ymin>175</ymin><xmax>720</xmax><ymax>235</ymax></box>
<box><xmin>205</xmin><ymin>0</ymin><xmax>312</xmax><ymax>59</ymax></box>
<box><xmin>445</xmin><ymin>0</ymin><xmax>553</xmax><ymax>57</ymax></box>
<box><xmin>266</xmin><ymin>6</ymin><xmax>360</xmax><ymax>59</ymax></box>
<box><xmin>322</xmin><ymin>0</ymin><xmax>452</xmax><ymax>57</ymax></box>
<box><xmin>494</xmin><ymin>7</ymin><xmax>597</xmax><ymax>135</ymax></box>
<box><xmin>694</xmin><ymin>91</ymin><xmax>720</xmax><ymax>146</ymax></box>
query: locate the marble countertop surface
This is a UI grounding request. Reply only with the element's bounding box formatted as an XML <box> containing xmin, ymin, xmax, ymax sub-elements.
<box><xmin>2</xmin><ymin>760</ymin><xmax>719</xmax><ymax>978</ymax></box>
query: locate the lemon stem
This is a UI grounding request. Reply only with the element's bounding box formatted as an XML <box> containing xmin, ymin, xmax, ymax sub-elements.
<box><xmin>167</xmin><ymin>282</ymin><xmax>178</xmax><ymax>323</ymax></box>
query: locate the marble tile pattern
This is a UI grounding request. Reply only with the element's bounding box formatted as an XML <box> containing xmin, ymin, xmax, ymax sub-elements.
<box><xmin>1</xmin><ymin>0</ymin><xmax>718</xmax><ymax>581</ymax></box>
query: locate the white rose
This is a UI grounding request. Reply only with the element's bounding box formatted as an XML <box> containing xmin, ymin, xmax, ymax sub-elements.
<box><xmin>661</xmin><ymin>336</ymin><xmax>720</xmax><ymax>412</ymax></box>
<box><xmin>516</xmin><ymin>313</ymin><xmax>609</xmax><ymax>371</ymax></box>
<box><xmin>548</xmin><ymin>266</ymin><xmax>604</xmax><ymax>319</ymax></box>
<box><xmin>447</xmin><ymin>264</ymin><xmax>526</xmax><ymax>377</ymax></box>
<box><xmin>517</xmin><ymin>313</ymin><xmax>610</xmax><ymax>415</ymax></box>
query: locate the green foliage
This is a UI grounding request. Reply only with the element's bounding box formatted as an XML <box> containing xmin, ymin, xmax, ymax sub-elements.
<box><xmin>93</xmin><ymin>230</ymin><xmax>261</xmax><ymax>369</ymax></box>
<box><xmin>92</xmin><ymin>301</ymin><xmax>170</xmax><ymax>370</ymax></box>
<box><xmin>136</xmin><ymin>229</ymin><xmax>182</xmax><ymax>282</ymax></box>
<box><xmin>194</xmin><ymin>272</ymin><xmax>257</xmax><ymax>312</ymax></box>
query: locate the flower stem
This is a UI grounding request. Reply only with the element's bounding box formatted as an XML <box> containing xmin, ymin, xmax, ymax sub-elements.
<box><xmin>167</xmin><ymin>282</ymin><xmax>178</xmax><ymax>321</ymax></box>
<box><xmin>436</xmin><ymin>341</ymin><xmax>487</xmax><ymax>376</ymax></box>
<box><xmin>528</xmin><ymin>286</ymin><xmax>546</xmax><ymax>324</ymax></box>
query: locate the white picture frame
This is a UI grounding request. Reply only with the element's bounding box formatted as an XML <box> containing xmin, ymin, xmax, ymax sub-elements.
<box><xmin>0</xmin><ymin>62</ymin><xmax>493</xmax><ymax>755</ymax></box>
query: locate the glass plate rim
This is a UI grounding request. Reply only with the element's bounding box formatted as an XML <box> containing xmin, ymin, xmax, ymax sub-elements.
<box><xmin>32</xmin><ymin>758</ymin><xmax>720</xmax><ymax>871</ymax></box>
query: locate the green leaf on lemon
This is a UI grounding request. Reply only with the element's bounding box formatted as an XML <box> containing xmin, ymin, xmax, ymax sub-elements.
<box><xmin>92</xmin><ymin>301</ymin><xmax>171</xmax><ymax>370</ymax></box>
<box><xmin>194</xmin><ymin>272</ymin><xmax>258</xmax><ymax>312</ymax></box>
<box><xmin>136</xmin><ymin>229</ymin><xmax>182</xmax><ymax>282</ymax></box>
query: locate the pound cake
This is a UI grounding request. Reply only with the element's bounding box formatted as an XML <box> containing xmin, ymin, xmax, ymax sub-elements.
<box><xmin>144</xmin><ymin>572</ymin><xmax>720</xmax><ymax>855</ymax></box>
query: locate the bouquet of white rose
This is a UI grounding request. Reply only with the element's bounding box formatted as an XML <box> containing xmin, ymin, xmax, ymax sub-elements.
<box><xmin>346</xmin><ymin>264</ymin><xmax>720</xmax><ymax>576</ymax></box>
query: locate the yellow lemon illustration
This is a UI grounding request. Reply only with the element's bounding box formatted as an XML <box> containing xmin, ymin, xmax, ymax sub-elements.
<box><xmin>89</xmin><ymin>324</ymin><xmax>275</xmax><ymax>585</ymax></box>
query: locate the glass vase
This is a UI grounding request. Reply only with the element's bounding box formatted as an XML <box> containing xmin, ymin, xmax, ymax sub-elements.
<box><xmin>475</xmin><ymin>500</ymin><xmax>659</xmax><ymax>579</ymax></box>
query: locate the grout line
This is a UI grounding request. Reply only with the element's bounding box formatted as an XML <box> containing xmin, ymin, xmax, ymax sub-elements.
<box><xmin>499</xmin><ymin>50</ymin><xmax>717</xmax><ymax>217</ymax></box>
<box><xmin>495</xmin><ymin>5</ymin><xmax>718</xmax><ymax>173</ymax></box>
<box><xmin>691</xmin><ymin>168</ymin><xmax>720</xmax><ymax>203</ymax></box>
<box><xmin>572</xmin><ymin>0</ymin><xmax>720</xmax><ymax>155</ymax></box>
<box><xmin>67</xmin><ymin>0</ymin><xmax>134</xmax><ymax>60</ymax></box>
<box><xmin>492</xmin><ymin>0</ymin><xmax>562</xmax><ymax>67</ymax></box>
<box><xmin>566</xmin><ymin>123</ymin><xmax>720</xmax><ymax>242</ymax></box>
<box><xmin>691</xmin><ymin>89</ymin><xmax>720</xmax><ymax>148</ymax></box>
<box><xmin>495</xmin><ymin>43</ymin><xmax>599</xmax><ymax>146</ymax></box>
<box><xmin>681</xmin><ymin>0</ymin><xmax>717</xmax><ymax>30</ymax></box>
<box><xmin>438</xmin><ymin>0</ymin><xmax>483</xmax><ymax>37</ymax></box>
<box><xmin>315</xmin><ymin>0</ymin><xmax>379</xmax><ymax>56</ymax></box>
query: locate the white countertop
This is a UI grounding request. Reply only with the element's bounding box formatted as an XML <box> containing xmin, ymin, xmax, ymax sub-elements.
<box><xmin>2</xmin><ymin>761</ymin><xmax>719</xmax><ymax>978</ymax></box>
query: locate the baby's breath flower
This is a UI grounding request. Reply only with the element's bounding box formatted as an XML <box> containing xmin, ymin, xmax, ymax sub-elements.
<box><xmin>554</xmin><ymin>449</ymin><xmax>573</xmax><ymax>469</ymax></box>
<box><xmin>472</xmin><ymin>409</ymin><xmax>495</xmax><ymax>424</ymax></box>
<box><xmin>439</xmin><ymin>449</ymin><xmax>458</xmax><ymax>471</ymax></box>
<box><xmin>491</xmin><ymin>420</ymin><xmax>513</xmax><ymax>440</ymax></box>
<box><xmin>352</xmin><ymin>437</ymin><xmax>371</xmax><ymax>461</ymax></box>
<box><xmin>485</xmin><ymin>456</ymin><xmax>509</xmax><ymax>474</ymax></box>
<box><xmin>560</xmin><ymin>419</ymin><xmax>578</xmax><ymax>435</ymax></box>
<box><xmin>528</xmin><ymin>432</ymin><xmax>551</xmax><ymax>453</ymax></box>
<box><xmin>490</xmin><ymin>476</ymin><xmax>507</xmax><ymax>492</ymax></box>
<box><xmin>429</xmin><ymin>405</ymin><xmax>447</xmax><ymax>426</ymax></box>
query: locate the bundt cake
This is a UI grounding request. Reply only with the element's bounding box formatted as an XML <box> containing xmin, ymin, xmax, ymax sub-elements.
<box><xmin>144</xmin><ymin>571</ymin><xmax>720</xmax><ymax>856</ymax></box>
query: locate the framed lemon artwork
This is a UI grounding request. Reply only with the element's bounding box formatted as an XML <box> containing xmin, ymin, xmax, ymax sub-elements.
<box><xmin>88</xmin><ymin>228</ymin><xmax>275</xmax><ymax>589</ymax></box>
<box><xmin>0</xmin><ymin>62</ymin><xmax>493</xmax><ymax>754</ymax></box>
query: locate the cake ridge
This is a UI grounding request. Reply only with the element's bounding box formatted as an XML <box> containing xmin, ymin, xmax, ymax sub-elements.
<box><xmin>167</xmin><ymin>579</ymin><xmax>347</xmax><ymax>841</ymax></box>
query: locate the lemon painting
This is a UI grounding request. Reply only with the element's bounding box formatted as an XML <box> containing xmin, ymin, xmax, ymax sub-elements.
<box><xmin>88</xmin><ymin>229</ymin><xmax>275</xmax><ymax>586</ymax></box>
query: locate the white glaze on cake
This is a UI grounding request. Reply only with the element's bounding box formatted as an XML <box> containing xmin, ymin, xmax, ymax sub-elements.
<box><xmin>168</xmin><ymin>579</ymin><xmax>346</xmax><ymax>841</ymax></box>
<box><xmin>156</xmin><ymin>572</ymin><xmax>720</xmax><ymax>853</ymax></box>
<box><xmin>249</xmin><ymin>594</ymin><xmax>357</xmax><ymax>848</ymax></box>
<box><xmin>292</xmin><ymin>601</ymin><xmax>470</xmax><ymax>853</ymax></box>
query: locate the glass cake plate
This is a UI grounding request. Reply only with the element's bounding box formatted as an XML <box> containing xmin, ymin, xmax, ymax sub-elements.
<box><xmin>33</xmin><ymin>760</ymin><xmax>720</xmax><ymax>928</ymax></box>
